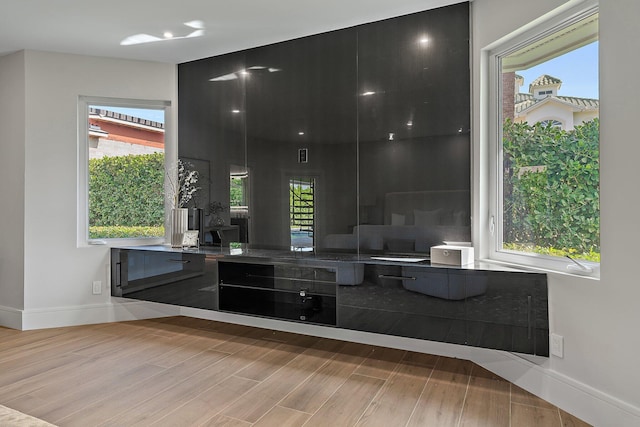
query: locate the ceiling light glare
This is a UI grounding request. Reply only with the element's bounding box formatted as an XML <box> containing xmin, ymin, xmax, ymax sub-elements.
<box><xmin>268</xmin><ymin>68</ymin><xmax>281</xmax><ymax>72</ymax></box>
<box><xmin>298</xmin><ymin>131</ymin><xmax>305</xmax><ymax>136</ymax></box>
<box><xmin>361</xmin><ymin>91</ymin><xmax>376</xmax><ymax>96</ymax></box>
<box><xmin>407</xmin><ymin>121</ymin><xmax>413</xmax><ymax>127</ymax></box>
<box><xmin>419</xmin><ymin>36</ymin><xmax>429</xmax><ymax>44</ymax></box>
<box><xmin>184</xmin><ymin>20</ymin><xmax>205</xmax><ymax>30</ymax></box>
<box><xmin>186</xmin><ymin>30</ymin><xmax>204</xmax><ymax>38</ymax></box>
<box><xmin>231</xmin><ymin>109</ymin><xmax>241</xmax><ymax>114</ymax></box>
<box><xmin>120</xmin><ymin>34</ymin><xmax>162</xmax><ymax>46</ymax></box>
<box><xmin>209</xmin><ymin>73</ymin><xmax>238</xmax><ymax>81</ymax></box>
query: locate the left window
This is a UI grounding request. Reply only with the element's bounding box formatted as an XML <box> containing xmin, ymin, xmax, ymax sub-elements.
<box><xmin>79</xmin><ymin>97</ymin><xmax>170</xmax><ymax>244</ymax></box>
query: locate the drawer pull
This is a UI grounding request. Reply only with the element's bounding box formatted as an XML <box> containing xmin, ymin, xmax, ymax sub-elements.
<box><xmin>377</xmin><ymin>274</ymin><xmax>416</xmax><ymax>281</ymax></box>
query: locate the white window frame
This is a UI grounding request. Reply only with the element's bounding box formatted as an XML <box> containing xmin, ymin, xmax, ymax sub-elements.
<box><xmin>77</xmin><ymin>96</ymin><xmax>173</xmax><ymax>247</ymax></box>
<box><xmin>486</xmin><ymin>0</ymin><xmax>600</xmax><ymax>278</ymax></box>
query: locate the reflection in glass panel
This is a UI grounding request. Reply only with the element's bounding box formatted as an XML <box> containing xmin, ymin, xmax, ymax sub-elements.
<box><xmin>356</xmin><ymin>3</ymin><xmax>471</xmax><ymax>255</ymax></box>
<box><xmin>178</xmin><ymin>4</ymin><xmax>470</xmax><ymax>255</ymax></box>
<box><xmin>245</xmin><ymin>29</ymin><xmax>358</xmax><ymax>252</ymax></box>
<box><xmin>290</xmin><ymin>178</ymin><xmax>315</xmax><ymax>252</ymax></box>
<box><xmin>230</xmin><ymin>166</ymin><xmax>249</xmax><ymax>243</ymax></box>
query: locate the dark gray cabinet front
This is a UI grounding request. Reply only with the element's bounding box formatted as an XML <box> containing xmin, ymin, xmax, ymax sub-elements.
<box><xmin>218</xmin><ymin>261</ymin><xmax>337</xmax><ymax>326</ymax></box>
<box><xmin>111</xmin><ymin>248</ymin><xmax>218</xmax><ymax>311</ymax></box>
<box><xmin>111</xmin><ymin>248</ymin><xmax>548</xmax><ymax>356</ymax></box>
<box><xmin>337</xmin><ymin>265</ymin><xmax>548</xmax><ymax>356</ymax></box>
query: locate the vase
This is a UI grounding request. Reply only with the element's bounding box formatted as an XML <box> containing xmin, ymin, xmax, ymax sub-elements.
<box><xmin>171</xmin><ymin>208</ymin><xmax>189</xmax><ymax>247</ymax></box>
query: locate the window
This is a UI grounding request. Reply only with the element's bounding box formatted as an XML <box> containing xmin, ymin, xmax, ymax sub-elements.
<box><xmin>78</xmin><ymin>96</ymin><xmax>171</xmax><ymax>245</ymax></box>
<box><xmin>539</xmin><ymin>119</ymin><xmax>563</xmax><ymax>128</ymax></box>
<box><xmin>489</xmin><ymin>3</ymin><xmax>599</xmax><ymax>276</ymax></box>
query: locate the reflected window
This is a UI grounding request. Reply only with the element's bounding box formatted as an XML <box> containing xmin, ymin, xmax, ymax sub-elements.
<box><xmin>230</xmin><ymin>168</ymin><xmax>250</xmax><ymax>244</ymax></box>
<box><xmin>290</xmin><ymin>178</ymin><xmax>315</xmax><ymax>251</ymax></box>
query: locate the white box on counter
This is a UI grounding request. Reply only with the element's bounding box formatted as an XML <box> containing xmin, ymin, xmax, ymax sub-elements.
<box><xmin>430</xmin><ymin>245</ymin><xmax>474</xmax><ymax>266</ymax></box>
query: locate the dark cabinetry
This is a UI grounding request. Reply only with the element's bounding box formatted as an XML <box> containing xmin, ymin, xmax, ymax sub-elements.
<box><xmin>338</xmin><ymin>264</ymin><xmax>548</xmax><ymax>356</ymax></box>
<box><xmin>111</xmin><ymin>248</ymin><xmax>218</xmax><ymax>311</ymax></box>
<box><xmin>111</xmin><ymin>248</ymin><xmax>548</xmax><ymax>356</ymax></box>
<box><xmin>218</xmin><ymin>261</ymin><xmax>337</xmax><ymax>326</ymax></box>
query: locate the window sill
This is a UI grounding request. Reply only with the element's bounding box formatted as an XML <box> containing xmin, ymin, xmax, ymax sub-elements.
<box><xmin>85</xmin><ymin>237</ymin><xmax>166</xmax><ymax>248</ymax></box>
<box><xmin>479</xmin><ymin>257</ymin><xmax>600</xmax><ymax>281</ymax></box>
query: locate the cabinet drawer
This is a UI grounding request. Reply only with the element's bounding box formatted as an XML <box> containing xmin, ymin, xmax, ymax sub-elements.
<box><xmin>219</xmin><ymin>285</ymin><xmax>336</xmax><ymax>325</ymax></box>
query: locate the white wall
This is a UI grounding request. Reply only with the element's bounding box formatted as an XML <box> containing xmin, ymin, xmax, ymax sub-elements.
<box><xmin>0</xmin><ymin>51</ymin><xmax>26</xmax><ymax>328</ymax></box>
<box><xmin>473</xmin><ymin>0</ymin><xmax>640</xmax><ymax>425</ymax></box>
<box><xmin>17</xmin><ymin>50</ymin><xmax>178</xmax><ymax>326</ymax></box>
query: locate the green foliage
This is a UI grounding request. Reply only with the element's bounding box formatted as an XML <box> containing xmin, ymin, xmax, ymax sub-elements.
<box><xmin>230</xmin><ymin>177</ymin><xmax>244</xmax><ymax>206</ymax></box>
<box><xmin>503</xmin><ymin>243</ymin><xmax>600</xmax><ymax>263</ymax></box>
<box><xmin>89</xmin><ymin>226</ymin><xmax>164</xmax><ymax>239</ymax></box>
<box><xmin>503</xmin><ymin>119</ymin><xmax>600</xmax><ymax>261</ymax></box>
<box><xmin>89</xmin><ymin>153</ymin><xmax>165</xmax><ymax>230</ymax></box>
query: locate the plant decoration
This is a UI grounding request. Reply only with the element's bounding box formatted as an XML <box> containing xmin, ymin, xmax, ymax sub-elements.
<box><xmin>166</xmin><ymin>159</ymin><xmax>200</xmax><ymax>209</ymax></box>
<box><xmin>207</xmin><ymin>200</ymin><xmax>229</xmax><ymax>216</ymax></box>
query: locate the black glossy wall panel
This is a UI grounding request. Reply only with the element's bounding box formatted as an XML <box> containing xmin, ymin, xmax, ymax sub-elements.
<box><xmin>178</xmin><ymin>2</ymin><xmax>470</xmax><ymax>255</ymax></box>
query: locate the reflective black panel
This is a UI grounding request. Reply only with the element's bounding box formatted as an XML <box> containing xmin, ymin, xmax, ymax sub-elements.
<box><xmin>178</xmin><ymin>3</ymin><xmax>470</xmax><ymax>256</ymax></box>
<box><xmin>111</xmin><ymin>248</ymin><xmax>218</xmax><ymax>311</ymax></box>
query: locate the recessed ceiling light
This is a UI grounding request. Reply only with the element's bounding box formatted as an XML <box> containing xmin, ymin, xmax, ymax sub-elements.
<box><xmin>298</xmin><ymin>131</ymin><xmax>305</xmax><ymax>136</ymax></box>
<box><xmin>231</xmin><ymin>109</ymin><xmax>241</xmax><ymax>114</ymax></box>
<box><xmin>121</xmin><ymin>20</ymin><xmax>205</xmax><ymax>46</ymax></box>
<box><xmin>361</xmin><ymin>91</ymin><xmax>376</xmax><ymax>96</ymax></box>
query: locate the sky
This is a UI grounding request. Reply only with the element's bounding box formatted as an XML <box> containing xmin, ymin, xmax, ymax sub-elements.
<box><xmin>92</xmin><ymin>105</ymin><xmax>165</xmax><ymax>123</ymax></box>
<box><xmin>516</xmin><ymin>41</ymin><xmax>599</xmax><ymax>99</ymax></box>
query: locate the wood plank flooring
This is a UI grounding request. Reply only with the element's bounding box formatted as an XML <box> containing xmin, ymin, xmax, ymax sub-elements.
<box><xmin>0</xmin><ymin>316</ymin><xmax>591</xmax><ymax>427</ymax></box>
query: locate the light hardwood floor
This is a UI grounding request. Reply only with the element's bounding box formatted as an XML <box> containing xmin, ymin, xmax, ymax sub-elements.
<box><xmin>0</xmin><ymin>316</ymin><xmax>591</xmax><ymax>427</ymax></box>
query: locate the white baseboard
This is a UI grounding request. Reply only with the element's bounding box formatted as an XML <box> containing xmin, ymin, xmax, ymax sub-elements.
<box><xmin>18</xmin><ymin>300</ymin><xmax>179</xmax><ymax>330</ymax></box>
<box><xmin>0</xmin><ymin>305</ymin><xmax>23</xmax><ymax>330</ymax></box>
<box><xmin>181</xmin><ymin>307</ymin><xmax>640</xmax><ymax>427</ymax></box>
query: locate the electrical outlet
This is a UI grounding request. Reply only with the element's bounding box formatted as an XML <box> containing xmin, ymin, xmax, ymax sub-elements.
<box><xmin>92</xmin><ymin>280</ymin><xmax>102</xmax><ymax>295</ymax></box>
<box><xmin>550</xmin><ymin>333</ymin><xmax>564</xmax><ymax>358</ymax></box>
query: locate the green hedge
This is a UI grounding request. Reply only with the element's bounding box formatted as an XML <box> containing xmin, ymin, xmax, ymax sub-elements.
<box><xmin>89</xmin><ymin>226</ymin><xmax>164</xmax><ymax>239</ymax></box>
<box><xmin>89</xmin><ymin>152</ymin><xmax>165</xmax><ymax>227</ymax></box>
<box><xmin>503</xmin><ymin>119</ymin><xmax>599</xmax><ymax>259</ymax></box>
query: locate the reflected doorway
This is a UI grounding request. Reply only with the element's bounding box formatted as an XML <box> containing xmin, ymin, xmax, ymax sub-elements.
<box><xmin>289</xmin><ymin>178</ymin><xmax>315</xmax><ymax>251</ymax></box>
<box><xmin>230</xmin><ymin>166</ymin><xmax>250</xmax><ymax>243</ymax></box>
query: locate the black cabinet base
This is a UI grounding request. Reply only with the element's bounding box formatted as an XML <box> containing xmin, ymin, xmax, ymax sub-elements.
<box><xmin>219</xmin><ymin>285</ymin><xmax>336</xmax><ymax>326</ymax></box>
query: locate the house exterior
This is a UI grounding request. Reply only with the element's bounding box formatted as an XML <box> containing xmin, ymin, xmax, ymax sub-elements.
<box><xmin>88</xmin><ymin>108</ymin><xmax>164</xmax><ymax>159</ymax></box>
<box><xmin>514</xmin><ymin>74</ymin><xmax>599</xmax><ymax>129</ymax></box>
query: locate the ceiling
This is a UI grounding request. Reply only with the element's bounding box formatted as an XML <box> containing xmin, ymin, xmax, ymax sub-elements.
<box><xmin>0</xmin><ymin>0</ymin><xmax>461</xmax><ymax>64</ymax></box>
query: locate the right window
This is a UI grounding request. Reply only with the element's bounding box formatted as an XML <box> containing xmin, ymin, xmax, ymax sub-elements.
<box><xmin>492</xmin><ymin>7</ymin><xmax>599</xmax><ymax>275</ymax></box>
